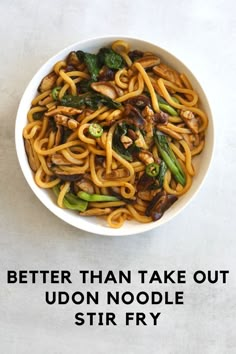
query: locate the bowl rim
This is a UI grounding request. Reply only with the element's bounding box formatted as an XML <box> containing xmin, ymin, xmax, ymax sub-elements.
<box><xmin>15</xmin><ymin>35</ymin><xmax>215</xmax><ymax>236</ymax></box>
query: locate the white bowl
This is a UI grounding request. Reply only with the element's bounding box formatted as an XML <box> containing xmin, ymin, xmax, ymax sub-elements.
<box><xmin>15</xmin><ymin>36</ymin><xmax>214</xmax><ymax>236</ymax></box>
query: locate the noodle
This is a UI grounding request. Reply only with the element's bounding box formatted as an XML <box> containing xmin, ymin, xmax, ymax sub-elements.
<box><xmin>23</xmin><ymin>40</ymin><xmax>208</xmax><ymax>228</ymax></box>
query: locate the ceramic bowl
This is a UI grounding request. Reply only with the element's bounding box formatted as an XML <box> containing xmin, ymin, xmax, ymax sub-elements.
<box><xmin>15</xmin><ymin>36</ymin><xmax>214</xmax><ymax>236</ymax></box>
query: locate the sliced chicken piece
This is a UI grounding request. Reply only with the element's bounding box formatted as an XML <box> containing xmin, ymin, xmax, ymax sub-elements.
<box><xmin>38</xmin><ymin>72</ymin><xmax>57</xmax><ymax>92</ymax></box>
<box><xmin>54</xmin><ymin>114</ymin><xmax>79</xmax><ymax>130</ymax></box>
<box><xmin>180</xmin><ymin>110</ymin><xmax>199</xmax><ymax>134</ymax></box>
<box><xmin>45</xmin><ymin>106</ymin><xmax>82</xmax><ymax>116</ymax></box>
<box><xmin>153</xmin><ymin>63</ymin><xmax>183</xmax><ymax>88</ymax></box>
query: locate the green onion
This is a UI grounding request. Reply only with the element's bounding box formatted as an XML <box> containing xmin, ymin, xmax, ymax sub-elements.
<box><xmin>77</xmin><ymin>191</ymin><xmax>119</xmax><ymax>202</ymax></box>
<box><xmin>53</xmin><ymin>185</ymin><xmax>88</xmax><ymax>211</ymax></box>
<box><xmin>159</xmin><ymin>103</ymin><xmax>178</xmax><ymax>116</ymax></box>
<box><xmin>154</xmin><ymin>132</ymin><xmax>186</xmax><ymax>186</ymax></box>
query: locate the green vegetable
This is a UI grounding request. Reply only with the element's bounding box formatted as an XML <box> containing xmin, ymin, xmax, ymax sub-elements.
<box><xmin>53</xmin><ymin>185</ymin><xmax>88</xmax><ymax>211</ymax></box>
<box><xmin>156</xmin><ymin>94</ymin><xmax>168</xmax><ymax>105</ymax></box>
<box><xmin>61</xmin><ymin>93</ymin><xmax>89</xmax><ymax>108</ymax></box>
<box><xmin>157</xmin><ymin>160</ymin><xmax>168</xmax><ymax>187</ymax></box>
<box><xmin>60</xmin><ymin>93</ymin><xmax>121</xmax><ymax>110</ymax></box>
<box><xmin>159</xmin><ymin>103</ymin><xmax>178</xmax><ymax>116</ymax></box>
<box><xmin>77</xmin><ymin>79</ymin><xmax>94</xmax><ymax>93</ymax></box>
<box><xmin>32</xmin><ymin>111</ymin><xmax>44</xmax><ymax>120</ymax></box>
<box><xmin>51</xmin><ymin>86</ymin><xmax>61</xmax><ymax>100</ymax></box>
<box><xmin>77</xmin><ymin>191</ymin><xmax>119</xmax><ymax>202</ymax></box>
<box><xmin>76</xmin><ymin>48</ymin><xmax>124</xmax><ymax>81</ymax></box>
<box><xmin>49</xmin><ymin>117</ymin><xmax>57</xmax><ymax>131</ymax></box>
<box><xmin>98</xmin><ymin>48</ymin><xmax>124</xmax><ymax>69</ymax></box>
<box><xmin>88</xmin><ymin>123</ymin><xmax>103</xmax><ymax>138</ymax></box>
<box><xmin>84</xmin><ymin>53</ymin><xmax>100</xmax><ymax>80</ymax></box>
<box><xmin>156</xmin><ymin>94</ymin><xmax>178</xmax><ymax>116</ymax></box>
<box><xmin>171</xmin><ymin>96</ymin><xmax>180</xmax><ymax>104</ymax></box>
<box><xmin>146</xmin><ymin>92</ymin><xmax>178</xmax><ymax>116</ymax></box>
<box><xmin>61</xmin><ymin>129</ymin><xmax>72</xmax><ymax>143</ymax></box>
<box><xmin>145</xmin><ymin>163</ymin><xmax>160</xmax><ymax>177</ymax></box>
<box><xmin>154</xmin><ymin>131</ymin><xmax>186</xmax><ymax>186</ymax></box>
<box><xmin>76</xmin><ymin>51</ymin><xmax>100</xmax><ymax>80</ymax></box>
<box><xmin>112</xmin><ymin>123</ymin><xmax>134</xmax><ymax>161</ymax></box>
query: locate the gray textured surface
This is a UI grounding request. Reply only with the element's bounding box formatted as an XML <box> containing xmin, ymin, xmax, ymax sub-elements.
<box><xmin>0</xmin><ymin>0</ymin><xmax>236</xmax><ymax>353</ymax></box>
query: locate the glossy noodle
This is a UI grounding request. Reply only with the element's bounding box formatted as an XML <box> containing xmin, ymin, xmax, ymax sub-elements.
<box><xmin>23</xmin><ymin>40</ymin><xmax>208</xmax><ymax>228</ymax></box>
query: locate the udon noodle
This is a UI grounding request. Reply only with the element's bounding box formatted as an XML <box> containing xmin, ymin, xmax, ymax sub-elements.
<box><xmin>23</xmin><ymin>40</ymin><xmax>208</xmax><ymax>228</ymax></box>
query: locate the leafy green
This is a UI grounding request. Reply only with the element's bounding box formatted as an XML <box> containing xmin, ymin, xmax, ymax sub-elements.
<box><xmin>154</xmin><ymin>131</ymin><xmax>186</xmax><ymax>186</ymax></box>
<box><xmin>76</xmin><ymin>47</ymin><xmax>124</xmax><ymax>81</ymax></box>
<box><xmin>112</xmin><ymin>124</ymin><xmax>133</xmax><ymax>161</ymax></box>
<box><xmin>61</xmin><ymin>128</ymin><xmax>72</xmax><ymax>143</ymax></box>
<box><xmin>156</xmin><ymin>94</ymin><xmax>168</xmax><ymax>105</ymax></box>
<box><xmin>77</xmin><ymin>79</ymin><xmax>94</xmax><ymax>93</ymax></box>
<box><xmin>112</xmin><ymin>123</ymin><xmax>140</xmax><ymax>161</ymax></box>
<box><xmin>60</xmin><ymin>93</ymin><xmax>121</xmax><ymax>110</ymax></box>
<box><xmin>78</xmin><ymin>191</ymin><xmax>119</xmax><ymax>202</ymax></box>
<box><xmin>53</xmin><ymin>185</ymin><xmax>88</xmax><ymax>212</ymax></box>
<box><xmin>32</xmin><ymin>111</ymin><xmax>44</xmax><ymax>120</ymax></box>
<box><xmin>48</xmin><ymin>117</ymin><xmax>57</xmax><ymax>131</ymax></box>
<box><xmin>156</xmin><ymin>94</ymin><xmax>178</xmax><ymax>116</ymax></box>
<box><xmin>156</xmin><ymin>160</ymin><xmax>168</xmax><ymax>187</ymax></box>
<box><xmin>98</xmin><ymin>48</ymin><xmax>124</xmax><ymax>69</ymax></box>
<box><xmin>159</xmin><ymin>103</ymin><xmax>178</xmax><ymax>116</ymax></box>
<box><xmin>76</xmin><ymin>51</ymin><xmax>100</xmax><ymax>80</ymax></box>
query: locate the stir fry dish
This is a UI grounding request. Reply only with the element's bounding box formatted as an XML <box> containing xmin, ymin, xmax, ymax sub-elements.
<box><xmin>23</xmin><ymin>40</ymin><xmax>208</xmax><ymax>228</ymax></box>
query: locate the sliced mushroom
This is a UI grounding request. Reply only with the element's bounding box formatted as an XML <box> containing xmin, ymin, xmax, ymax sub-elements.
<box><xmin>127</xmin><ymin>128</ymin><xmax>138</xmax><ymax>140</ymax></box>
<box><xmin>51</xmin><ymin>154</ymin><xmax>71</xmax><ymax>166</ymax></box>
<box><xmin>38</xmin><ymin>72</ymin><xmax>57</xmax><ymax>93</ymax></box>
<box><xmin>135</xmin><ymin>55</ymin><xmax>161</xmax><ymax>69</ymax></box>
<box><xmin>76</xmin><ymin>178</ymin><xmax>95</xmax><ymax>194</ymax></box>
<box><xmin>66</xmin><ymin>51</ymin><xmax>81</xmax><ymax>69</ymax></box>
<box><xmin>24</xmin><ymin>139</ymin><xmax>40</xmax><ymax>172</ymax></box>
<box><xmin>153</xmin><ymin>63</ymin><xmax>183</xmax><ymax>88</ymax></box>
<box><xmin>123</xmin><ymin>104</ymin><xmax>146</xmax><ymax>128</ymax></box>
<box><xmin>137</xmin><ymin>172</ymin><xmax>156</xmax><ymax>192</ymax></box>
<box><xmin>91</xmin><ymin>81</ymin><xmax>122</xmax><ymax>99</ymax></box>
<box><xmin>45</xmin><ymin>106</ymin><xmax>82</xmax><ymax>116</ymax></box>
<box><xmin>128</xmin><ymin>50</ymin><xmax>144</xmax><ymax>62</ymax></box>
<box><xmin>126</xmin><ymin>95</ymin><xmax>151</xmax><ymax>109</ymax></box>
<box><xmin>180</xmin><ymin>110</ymin><xmax>199</xmax><ymax>134</ymax></box>
<box><xmin>98</xmin><ymin>66</ymin><xmax>115</xmax><ymax>81</ymax></box>
<box><xmin>80</xmin><ymin>208</ymin><xmax>112</xmax><ymax>216</ymax></box>
<box><xmin>153</xmin><ymin>111</ymin><xmax>169</xmax><ymax>124</ymax></box>
<box><xmin>53</xmin><ymin>169</ymin><xmax>83</xmax><ymax>182</ymax></box>
<box><xmin>145</xmin><ymin>190</ymin><xmax>178</xmax><ymax>221</ymax></box>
